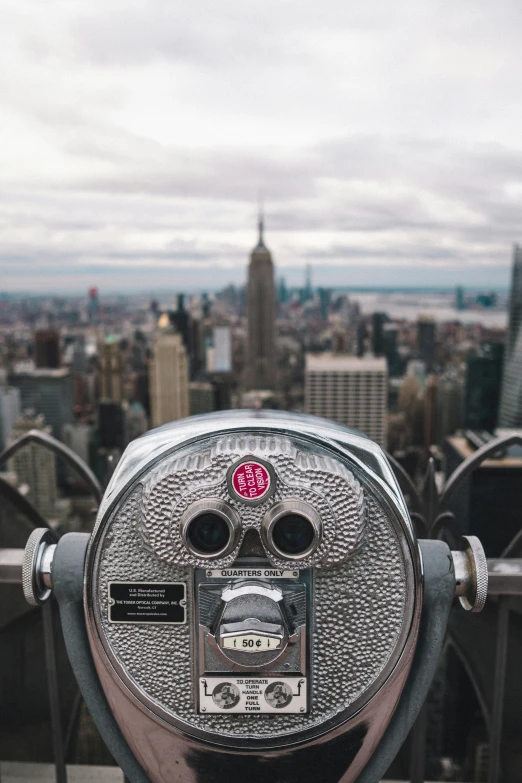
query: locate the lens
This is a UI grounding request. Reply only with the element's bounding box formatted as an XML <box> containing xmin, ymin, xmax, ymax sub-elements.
<box><xmin>187</xmin><ymin>513</ymin><xmax>231</xmax><ymax>554</ymax></box>
<box><xmin>181</xmin><ymin>499</ymin><xmax>240</xmax><ymax>559</ymax></box>
<box><xmin>261</xmin><ymin>500</ymin><xmax>322</xmax><ymax>560</ymax></box>
<box><xmin>272</xmin><ymin>514</ymin><xmax>315</xmax><ymax>555</ymax></box>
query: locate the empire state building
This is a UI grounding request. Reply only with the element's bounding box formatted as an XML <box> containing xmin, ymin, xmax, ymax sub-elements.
<box><xmin>246</xmin><ymin>215</ymin><xmax>276</xmax><ymax>390</ymax></box>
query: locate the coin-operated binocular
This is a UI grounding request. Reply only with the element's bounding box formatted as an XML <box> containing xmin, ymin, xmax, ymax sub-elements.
<box><xmin>23</xmin><ymin>411</ymin><xmax>487</xmax><ymax>783</ymax></box>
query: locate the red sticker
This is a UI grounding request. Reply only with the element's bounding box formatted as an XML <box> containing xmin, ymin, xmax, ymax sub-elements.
<box><xmin>231</xmin><ymin>461</ymin><xmax>271</xmax><ymax>501</ymax></box>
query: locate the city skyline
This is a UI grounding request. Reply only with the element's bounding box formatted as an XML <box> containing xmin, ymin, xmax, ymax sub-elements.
<box><xmin>1</xmin><ymin>0</ymin><xmax>522</xmax><ymax>291</ymax></box>
<box><xmin>0</xmin><ymin>260</ymin><xmax>513</xmax><ymax>296</ymax></box>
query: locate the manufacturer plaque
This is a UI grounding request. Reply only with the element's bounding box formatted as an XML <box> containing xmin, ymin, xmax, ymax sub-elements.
<box><xmin>108</xmin><ymin>581</ymin><xmax>186</xmax><ymax>625</ymax></box>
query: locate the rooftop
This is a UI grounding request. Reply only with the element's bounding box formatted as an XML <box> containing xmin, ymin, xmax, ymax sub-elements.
<box><xmin>305</xmin><ymin>353</ymin><xmax>387</xmax><ymax>372</ymax></box>
<box><xmin>11</xmin><ymin>365</ymin><xmax>70</xmax><ymax>378</ymax></box>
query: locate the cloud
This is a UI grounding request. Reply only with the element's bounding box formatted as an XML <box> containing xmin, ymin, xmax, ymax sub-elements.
<box><xmin>0</xmin><ymin>0</ymin><xmax>520</xmax><ymax>291</ymax></box>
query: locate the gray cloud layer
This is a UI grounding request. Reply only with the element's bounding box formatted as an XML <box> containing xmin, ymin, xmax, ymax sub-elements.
<box><xmin>0</xmin><ymin>0</ymin><xmax>520</xmax><ymax>291</ymax></box>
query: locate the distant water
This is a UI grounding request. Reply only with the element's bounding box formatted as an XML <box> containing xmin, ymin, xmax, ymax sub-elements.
<box><xmin>351</xmin><ymin>292</ymin><xmax>507</xmax><ymax>328</ymax></box>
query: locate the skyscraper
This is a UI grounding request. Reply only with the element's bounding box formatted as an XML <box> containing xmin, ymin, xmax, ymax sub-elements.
<box><xmin>8</xmin><ymin>412</ymin><xmax>58</xmax><ymax>520</ymax></box>
<box><xmin>455</xmin><ymin>286</ymin><xmax>465</xmax><ymax>311</ymax></box>
<box><xmin>9</xmin><ymin>367</ymin><xmax>74</xmax><ymax>440</ymax></box>
<box><xmin>383</xmin><ymin>324</ymin><xmax>400</xmax><ymax>376</ymax></box>
<box><xmin>318</xmin><ymin>288</ymin><xmax>331</xmax><ymax>321</ymax></box>
<box><xmin>0</xmin><ymin>386</ymin><xmax>21</xmax><ymax>451</ymax></box>
<box><xmin>499</xmin><ymin>245</ymin><xmax>522</xmax><ymax>426</ymax></box>
<box><xmin>303</xmin><ymin>264</ymin><xmax>313</xmax><ymax>302</ymax></box>
<box><xmin>99</xmin><ymin>336</ymin><xmax>124</xmax><ymax>401</ymax></box>
<box><xmin>169</xmin><ymin>295</ymin><xmax>203</xmax><ymax>379</ymax></box>
<box><xmin>436</xmin><ymin>370</ymin><xmax>465</xmax><ymax>444</ymax></box>
<box><xmin>278</xmin><ymin>276</ymin><xmax>288</xmax><ymax>305</ymax></box>
<box><xmin>88</xmin><ymin>286</ymin><xmax>100</xmax><ymax>322</ymax></box>
<box><xmin>371</xmin><ymin>312</ymin><xmax>387</xmax><ymax>357</ymax></box>
<box><xmin>149</xmin><ymin>331</ymin><xmax>189</xmax><ymax>427</ymax></box>
<box><xmin>212</xmin><ymin>325</ymin><xmax>232</xmax><ymax>373</ymax></box>
<box><xmin>305</xmin><ymin>354</ymin><xmax>388</xmax><ymax>447</ymax></box>
<box><xmin>189</xmin><ymin>382</ymin><xmax>216</xmax><ymax>415</ymax></box>
<box><xmin>98</xmin><ymin>401</ymin><xmax>125</xmax><ymax>450</ymax></box>
<box><xmin>417</xmin><ymin>316</ymin><xmax>436</xmax><ymax>372</ymax></box>
<box><xmin>35</xmin><ymin>329</ymin><xmax>61</xmax><ymax>368</ymax></box>
<box><xmin>246</xmin><ymin>215</ymin><xmax>276</xmax><ymax>390</ymax></box>
<box><xmin>465</xmin><ymin>344</ymin><xmax>503</xmax><ymax>432</ymax></box>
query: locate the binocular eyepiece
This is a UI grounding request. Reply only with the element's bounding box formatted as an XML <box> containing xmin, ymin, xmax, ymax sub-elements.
<box><xmin>23</xmin><ymin>411</ymin><xmax>487</xmax><ymax>783</ymax></box>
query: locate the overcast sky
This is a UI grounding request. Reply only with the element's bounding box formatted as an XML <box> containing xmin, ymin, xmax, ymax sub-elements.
<box><xmin>1</xmin><ymin>0</ymin><xmax>521</xmax><ymax>292</ymax></box>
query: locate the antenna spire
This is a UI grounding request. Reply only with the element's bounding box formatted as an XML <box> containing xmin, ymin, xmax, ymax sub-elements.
<box><xmin>257</xmin><ymin>192</ymin><xmax>265</xmax><ymax>247</ymax></box>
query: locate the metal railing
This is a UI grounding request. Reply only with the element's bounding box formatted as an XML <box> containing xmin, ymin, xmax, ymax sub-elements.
<box><xmin>1</xmin><ymin>430</ymin><xmax>521</xmax><ymax>783</ymax></box>
<box><xmin>0</xmin><ymin>430</ymin><xmax>103</xmax><ymax>783</ymax></box>
<box><xmin>386</xmin><ymin>433</ymin><xmax>522</xmax><ymax>783</ymax></box>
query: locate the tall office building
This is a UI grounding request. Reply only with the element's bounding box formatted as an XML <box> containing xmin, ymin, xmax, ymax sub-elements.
<box><xmin>170</xmin><ymin>294</ymin><xmax>191</xmax><ymax>349</ymax></box>
<box><xmin>213</xmin><ymin>325</ymin><xmax>232</xmax><ymax>373</ymax></box>
<box><xmin>72</xmin><ymin>335</ymin><xmax>88</xmax><ymax>373</ymax></box>
<box><xmin>189</xmin><ymin>382</ymin><xmax>216</xmax><ymax>416</ymax></box>
<box><xmin>371</xmin><ymin>312</ymin><xmax>387</xmax><ymax>357</ymax></box>
<box><xmin>99</xmin><ymin>337</ymin><xmax>124</xmax><ymax>401</ymax></box>
<box><xmin>455</xmin><ymin>286</ymin><xmax>465</xmax><ymax>311</ymax></box>
<box><xmin>88</xmin><ymin>286</ymin><xmax>100</xmax><ymax>322</ymax></box>
<box><xmin>278</xmin><ymin>277</ymin><xmax>288</xmax><ymax>305</ymax></box>
<box><xmin>397</xmin><ymin>373</ymin><xmax>424</xmax><ymax>447</ymax></box>
<box><xmin>499</xmin><ymin>245</ymin><xmax>522</xmax><ymax>426</ymax></box>
<box><xmin>318</xmin><ymin>288</ymin><xmax>331</xmax><ymax>321</ymax></box>
<box><xmin>305</xmin><ymin>354</ymin><xmax>388</xmax><ymax>447</ymax></box>
<box><xmin>424</xmin><ymin>374</ymin><xmax>439</xmax><ymax>449</ymax></box>
<box><xmin>303</xmin><ymin>264</ymin><xmax>313</xmax><ymax>302</ymax></box>
<box><xmin>436</xmin><ymin>371</ymin><xmax>465</xmax><ymax>444</ymax></box>
<box><xmin>168</xmin><ymin>295</ymin><xmax>203</xmax><ymax>379</ymax></box>
<box><xmin>149</xmin><ymin>331</ymin><xmax>189</xmax><ymax>427</ymax></box>
<box><xmin>98</xmin><ymin>401</ymin><xmax>125</xmax><ymax>450</ymax></box>
<box><xmin>35</xmin><ymin>330</ymin><xmax>61</xmax><ymax>369</ymax></box>
<box><xmin>8</xmin><ymin>412</ymin><xmax>58</xmax><ymax>520</ymax></box>
<box><xmin>383</xmin><ymin>324</ymin><xmax>400</xmax><ymax>376</ymax></box>
<box><xmin>9</xmin><ymin>367</ymin><xmax>74</xmax><ymax>440</ymax></box>
<box><xmin>246</xmin><ymin>216</ymin><xmax>276</xmax><ymax>390</ymax></box>
<box><xmin>0</xmin><ymin>386</ymin><xmax>21</xmax><ymax>451</ymax></box>
<box><xmin>465</xmin><ymin>345</ymin><xmax>503</xmax><ymax>432</ymax></box>
<box><xmin>417</xmin><ymin>316</ymin><xmax>436</xmax><ymax>372</ymax></box>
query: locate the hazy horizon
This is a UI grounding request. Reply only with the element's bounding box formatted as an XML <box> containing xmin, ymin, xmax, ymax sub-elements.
<box><xmin>0</xmin><ymin>260</ymin><xmax>511</xmax><ymax>296</ymax></box>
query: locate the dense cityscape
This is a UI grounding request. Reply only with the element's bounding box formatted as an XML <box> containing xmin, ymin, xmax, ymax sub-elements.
<box><xmin>0</xmin><ymin>220</ymin><xmax>517</xmax><ymax>544</ymax></box>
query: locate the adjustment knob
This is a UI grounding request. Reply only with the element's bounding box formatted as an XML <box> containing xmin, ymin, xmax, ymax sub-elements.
<box><xmin>452</xmin><ymin>535</ymin><xmax>488</xmax><ymax>613</ymax></box>
<box><xmin>22</xmin><ymin>528</ymin><xmax>57</xmax><ymax>606</ymax></box>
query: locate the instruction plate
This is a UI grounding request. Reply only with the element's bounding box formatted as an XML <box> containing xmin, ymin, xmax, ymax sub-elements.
<box><xmin>199</xmin><ymin>676</ymin><xmax>307</xmax><ymax>714</ymax></box>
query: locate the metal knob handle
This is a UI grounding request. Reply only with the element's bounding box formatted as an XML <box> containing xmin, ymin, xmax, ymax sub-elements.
<box><xmin>22</xmin><ymin>528</ymin><xmax>57</xmax><ymax>606</ymax></box>
<box><xmin>452</xmin><ymin>535</ymin><xmax>488</xmax><ymax>612</ymax></box>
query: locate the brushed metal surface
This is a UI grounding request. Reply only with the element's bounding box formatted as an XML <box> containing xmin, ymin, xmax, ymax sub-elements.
<box><xmin>87</xmin><ymin>431</ymin><xmax>414</xmax><ymax>747</ymax></box>
<box><xmin>83</xmin><ymin>414</ymin><xmax>424</xmax><ymax>783</ymax></box>
<box><xmin>137</xmin><ymin>434</ymin><xmax>367</xmax><ymax>571</ymax></box>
